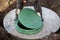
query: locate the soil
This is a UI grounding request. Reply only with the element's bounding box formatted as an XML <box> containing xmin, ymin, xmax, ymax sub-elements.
<box><xmin>0</xmin><ymin>0</ymin><xmax>60</xmax><ymax>40</ymax></box>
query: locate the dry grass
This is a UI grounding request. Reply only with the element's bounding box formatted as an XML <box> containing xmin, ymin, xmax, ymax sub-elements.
<box><xmin>0</xmin><ymin>0</ymin><xmax>16</xmax><ymax>12</ymax></box>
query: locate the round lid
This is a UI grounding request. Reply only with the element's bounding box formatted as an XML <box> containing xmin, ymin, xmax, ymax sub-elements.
<box><xmin>18</xmin><ymin>8</ymin><xmax>43</xmax><ymax>29</ymax></box>
<box><xmin>15</xmin><ymin>19</ymin><xmax>43</xmax><ymax>35</ymax></box>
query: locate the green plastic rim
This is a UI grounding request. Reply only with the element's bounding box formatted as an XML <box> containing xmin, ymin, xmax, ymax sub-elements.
<box><xmin>15</xmin><ymin>19</ymin><xmax>43</xmax><ymax>35</ymax></box>
<box><xmin>18</xmin><ymin>8</ymin><xmax>43</xmax><ymax>29</ymax></box>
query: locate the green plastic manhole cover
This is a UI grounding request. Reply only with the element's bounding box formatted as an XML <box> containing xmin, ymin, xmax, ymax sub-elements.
<box><xmin>15</xmin><ymin>19</ymin><xmax>43</xmax><ymax>35</ymax></box>
<box><xmin>18</xmin><ymin>8</ymin><xmax>43</xmax><ymax>29</ymax></box>
<box><xmin>15</xmin><ymin>8</ymin><xmax>43</xmax><ymax>34</ymax></box>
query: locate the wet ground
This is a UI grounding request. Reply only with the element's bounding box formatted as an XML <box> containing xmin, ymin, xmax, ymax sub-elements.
<box><xmin>0</xmin><ymin>0</ymin><xmax>60</xmax><ymax>40</ymax></box>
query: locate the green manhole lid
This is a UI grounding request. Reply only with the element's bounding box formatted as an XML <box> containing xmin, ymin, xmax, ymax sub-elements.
<box><xmin>18</xmin><ymin>8</ymin><xmax>43</xmax><ymax>29</ymax></box>
<box><xmin>15</xmin><ymin>20</ymin><xmax>43</xmax><ymax>35</ymax></box>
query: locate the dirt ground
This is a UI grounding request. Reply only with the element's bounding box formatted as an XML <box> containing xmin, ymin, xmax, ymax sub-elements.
<box><xmin>0</xmin><ymin>0</ymin><xmax>60</xmax><ymax>40</ymax></box>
